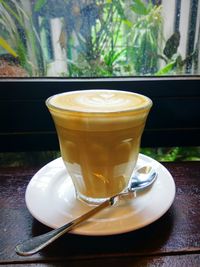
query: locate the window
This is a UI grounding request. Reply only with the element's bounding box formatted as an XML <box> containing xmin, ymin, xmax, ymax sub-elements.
<box><xmin>0</xmin><ymin>0</ymin><xmax>199</xmax><ymax>77</ymax></box>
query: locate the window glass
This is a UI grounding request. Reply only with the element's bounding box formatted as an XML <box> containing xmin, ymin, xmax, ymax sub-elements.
<box><xmin>0</xmin><ymin>0</ymin><xmax>199</xmax><ymax>77</ymax></box>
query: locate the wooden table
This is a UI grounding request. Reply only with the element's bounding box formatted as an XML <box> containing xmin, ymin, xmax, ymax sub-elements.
<box><xmin>1</xmin><ymin>161</ymin><xmax>200</xmax><ymax>266</ymax></box>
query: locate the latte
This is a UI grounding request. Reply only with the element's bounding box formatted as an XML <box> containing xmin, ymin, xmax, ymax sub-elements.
<box><xmin>46</xmin><ymin>90</ymin><xmax>152</xmax><ymax>204</ymax></box>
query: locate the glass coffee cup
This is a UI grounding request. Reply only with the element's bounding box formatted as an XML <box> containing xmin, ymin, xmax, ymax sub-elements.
<box><xmin>46</xmin><ymin>90</ymin><xmax>152</xmax><ymax>205</ymax></box>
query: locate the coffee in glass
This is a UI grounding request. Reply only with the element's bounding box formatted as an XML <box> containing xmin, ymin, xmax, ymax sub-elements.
<box><xmin>46</xmin><ymin>90</ymin><xmax>152</xmax><ymax>205</ymax></box>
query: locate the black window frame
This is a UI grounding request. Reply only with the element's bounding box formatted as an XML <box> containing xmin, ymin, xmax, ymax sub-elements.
<box><xmin>0</xmin><ymin>76</ymin><xmax>200</xmax><ymax>152</ymax></box>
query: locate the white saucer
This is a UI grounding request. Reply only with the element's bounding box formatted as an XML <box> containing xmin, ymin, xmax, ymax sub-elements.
<box><xmin>25</xmin><ymin>154</ymin><xmax>175</xmax><ymax>236</ymax></box>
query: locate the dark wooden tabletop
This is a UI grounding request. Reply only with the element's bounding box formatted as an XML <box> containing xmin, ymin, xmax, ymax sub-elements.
<box><xmin>0</xmin><ymin>161</ymin><xmax>200</xmax><ymax>266</ymax></box>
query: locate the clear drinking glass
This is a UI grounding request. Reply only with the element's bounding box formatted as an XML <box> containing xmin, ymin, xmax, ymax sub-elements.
<box><xmin>46</xmin><ymin>90</ymin><xmax>152</xmax><ymax>205</ymax></box>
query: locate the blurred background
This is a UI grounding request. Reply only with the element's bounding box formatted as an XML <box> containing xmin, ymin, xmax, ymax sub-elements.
<box><xmin>0</xmin><ymin>0</ymin><xmax>199</xmax><ymax>77</ymax></box>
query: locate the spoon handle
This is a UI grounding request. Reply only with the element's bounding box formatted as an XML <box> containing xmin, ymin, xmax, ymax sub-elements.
<box><xmin>15</xmin><ymin>198</ymin><xmax>112</xmax><ymax>256</ymax></box>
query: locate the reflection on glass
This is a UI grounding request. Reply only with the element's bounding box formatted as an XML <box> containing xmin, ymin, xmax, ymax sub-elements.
<box><xmin>0</xmin><ymin>0</ymin><xmax>199</xmax><ymax>77</ymax></box>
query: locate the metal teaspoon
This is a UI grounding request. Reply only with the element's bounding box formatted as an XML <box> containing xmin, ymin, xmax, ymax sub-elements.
<box><xmin>15</xmin><ymin>165</ymin><xmax>157</xmax><ymax>256</ymax></box>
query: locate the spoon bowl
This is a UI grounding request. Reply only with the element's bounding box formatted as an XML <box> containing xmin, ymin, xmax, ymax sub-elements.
<box><xmin>129</xmin><ymin>165</ymin><xmax>157</xmax><ymax>191</ymax></box>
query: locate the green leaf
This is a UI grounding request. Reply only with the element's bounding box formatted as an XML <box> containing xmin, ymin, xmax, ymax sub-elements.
<box><xmin>155</xmin><ymin>60</ymin><xmax>176</xmax><ymax>76</ymax></box>
<box><xmin>0</xmin><ymin>0</ymin><xmax>23</xmax><ymax>27</ymax></box>
<box><xmin>104</xmin><ymin>49</ymin><xmax>125</xmax><ymax>66</ymax></box>
<box><xmin>0</xmin><ymin>36</ymin><xmax>18</xmax><ymax>57</ymax></box>
<box><xmin>131</xmin><ymin>0</ymin><xmax>148</xmax><ymax>15</ymax></box>
<box><xmin>113</xmin><ymin>1</ymin><xmax>126</xmax><ymax>20</ymax></box>
<box><xmin>122</xmin><ymin>19</ymin><xmax>133</xmax><ymax>28</ymax></box>
<box><xmin>34</xmin><ymin>0</ymin><xmax>47</xmax><ymax>12</ymax></box>
<box><xmin>163</xmin><ymin>31</ymin><xmax>180</xmax><ymax>59</ymax></box>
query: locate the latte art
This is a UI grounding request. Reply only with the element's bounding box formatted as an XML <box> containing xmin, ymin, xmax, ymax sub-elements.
<box><xmin>78</xmin><ymin>93</ymin><xmax>131</xmax><ymax>108</ymax></box>
<box><xmin>49</xmin><ymin>90</ymin><xmax>150</xmax><ymax>112</ymax></box>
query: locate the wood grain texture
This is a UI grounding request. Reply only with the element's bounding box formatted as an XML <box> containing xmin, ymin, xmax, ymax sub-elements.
<box><xmin>1</xmin><ymin>255</ymin><xmax>200</xmax><ymax>267</ymax></box>
<box><xmin>0</xmin><ymin>162</ymin><xmax>200</xmax><ymax>266</ymax></box>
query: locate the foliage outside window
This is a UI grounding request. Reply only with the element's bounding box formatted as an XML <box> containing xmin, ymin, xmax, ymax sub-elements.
<box><xmin>0</xmin><ymin>0</ymin><xmax>199</xmax><ymax>77</ymax></box>
<box><xmin>1</xmin><ymin>146</ymin><xmax>200</xmax><ymax>168</ymax></box>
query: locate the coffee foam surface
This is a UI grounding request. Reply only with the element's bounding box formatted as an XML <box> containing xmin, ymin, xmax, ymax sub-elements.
<box><xmin>49</xmin><ymin>90</ymin><xmax>151</xmax><ymax>113</ymax></box>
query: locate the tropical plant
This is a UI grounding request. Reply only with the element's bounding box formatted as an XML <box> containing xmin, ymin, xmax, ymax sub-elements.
<box><xmin>125</xmin><ymin>0</ymin><xmax>163</xmax><ymax>75</ymax></box>
<box><xmin>0</xmin><ymin>0</ymin><xmax>198</xmax><ymax>77</ymax></box>
<box><xmin>0</xmin><ymin>0</ymin><xmax>46</xmax><ymax>76</ymax></box>
<box><xmin>156</xmin><ymin>30</ymin><xmax>198</xmax><ymax>75</ymax></box>
<box><xmin>67</xmin><ymin>0</ymin><xmax>126</xmax><ymax>77</ymax></box>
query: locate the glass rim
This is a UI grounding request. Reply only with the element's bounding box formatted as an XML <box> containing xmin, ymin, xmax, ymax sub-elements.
<box><xmin>46</xmin><ymin>89</ymin><xmax>153</xmax><ymax>115</ymax></box>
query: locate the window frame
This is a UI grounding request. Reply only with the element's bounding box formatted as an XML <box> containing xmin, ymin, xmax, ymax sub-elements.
<box><xmin>0</xmin><ymin>76</ymin><xmax>200</xmax><ymax>152</ymax></box>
